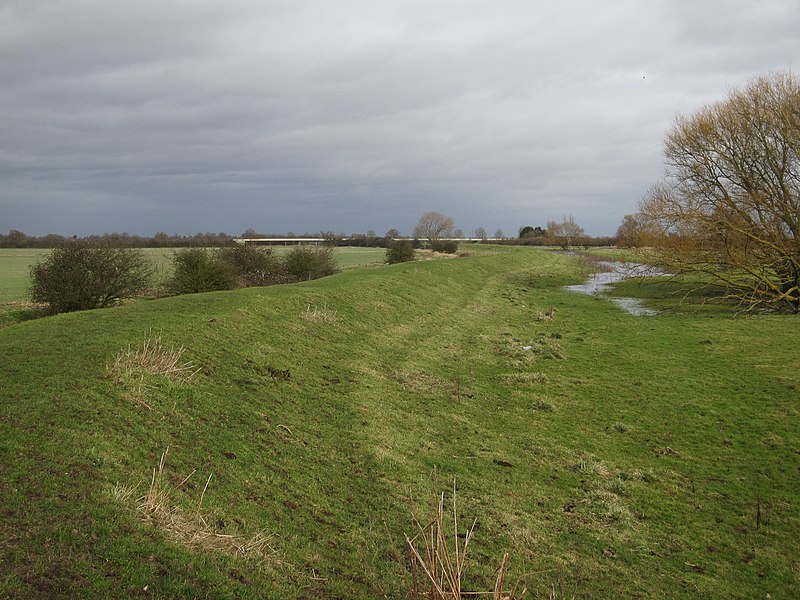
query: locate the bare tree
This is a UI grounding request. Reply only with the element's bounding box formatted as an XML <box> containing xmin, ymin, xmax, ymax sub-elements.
<box><xmin>640</xmin><ymin>71</ymin><xmax>800</xmax><ymax>312</ymax></box>
<box><xmin>474</xmin><ymin>226</ymin><xmax>488</xmax><ymax>240</ymax></box>
<box><xmin>493</xmin><ymin>228</ymin><xmax>504</xmax><ymax>239</ymax></box>
<box><xmin>547</xmin><ymin>214</ymin><xmax>585</xmax><ymax>249</ymax></box>
<box><xmin>413</xmin><ymin>211</ymin><xmax>455</xmax><ymax>242</ymax></box>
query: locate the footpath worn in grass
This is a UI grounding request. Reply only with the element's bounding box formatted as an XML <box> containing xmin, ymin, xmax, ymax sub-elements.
<box><xmin>1</xmin><ymin>246</ymin><xmax>798</xmax><ymax>598</ymax></box>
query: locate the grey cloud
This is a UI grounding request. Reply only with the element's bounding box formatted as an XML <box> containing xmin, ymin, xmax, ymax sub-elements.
<box><xmin>2</xmin><ymin>0</ymin><xmax>799</xmax><ymax>237</ymax></box>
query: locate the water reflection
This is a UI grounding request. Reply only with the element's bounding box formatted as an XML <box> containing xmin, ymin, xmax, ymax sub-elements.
<box><xmin>564</xmin><ymin>261</ymin><xmax>663</xmax><ymax>316</ymax></box>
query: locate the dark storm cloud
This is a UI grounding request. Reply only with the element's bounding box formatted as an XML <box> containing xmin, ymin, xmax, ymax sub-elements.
<box><xmin>2</xmin><ymin>0</ymin><xmax>799</xmax><ymax>236</ymax></box>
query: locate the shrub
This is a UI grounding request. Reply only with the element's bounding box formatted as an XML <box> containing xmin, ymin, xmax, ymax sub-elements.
<box><xmin>168</xmin><ymin>248</ymin><xmax>237</xmax><ymax>294</ymax></box>
<box><xmin>30</xmin><ymin>239</ymin><xmax>153</xmax><ymax>314</ymax></box>
<box><xmin>216</xmin><ymin>244</ymin><xmax>284</xmax><ymax>286</ymax></box>
<box><xmin>385</xmin><ymin>239</ymin><xmax>415</xmax><ymax>264</ymax></box>
<box><xmin>282</xmin><ymin>245</ymin><xmax>339</xmax><ymax>281</ymax></box>
<box><xmin>429</xmin><ymin>239</ymin><xmax>458</xmax><ymax>254</ymax></box>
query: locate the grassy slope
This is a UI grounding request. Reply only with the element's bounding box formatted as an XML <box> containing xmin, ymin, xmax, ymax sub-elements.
<box><xmin>0</xmin><ymin>246</ymin><xmax>798</xmax><ymax>598</ymax></box>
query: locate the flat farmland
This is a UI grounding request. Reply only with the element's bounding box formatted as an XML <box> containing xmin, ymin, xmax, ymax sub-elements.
<box><xmin>0</xmin><ymin>249</ymin><xmax>46</xmax><ymax>303</ymax></box>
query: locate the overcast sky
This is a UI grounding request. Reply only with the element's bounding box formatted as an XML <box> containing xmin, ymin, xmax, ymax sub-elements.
<box><xmin>2</xmin><ymin>0</ymin><xmax>799</xmax><ymax>237</ymax></box>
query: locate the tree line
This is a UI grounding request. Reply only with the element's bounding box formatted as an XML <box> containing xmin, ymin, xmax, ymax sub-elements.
<box><xmin>0</xmin><ymin>230</ymin><xmax>237</xmax><ymax>249</ymax></box>
<box><xmin>1</xmin><ymin>224</ymin><xmax>617</xmax><ymax>250</ymax></box>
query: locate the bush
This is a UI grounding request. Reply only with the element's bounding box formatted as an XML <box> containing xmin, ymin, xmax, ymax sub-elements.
<box><xmin>429</xmin><ymin>239</ymin><xmax>458</xmax><ymax>254</ymax></box>
<box><xmin>385</xmin><ymin>239</ymin><xmax>415</xmax><ymax>264</ymax></box>
<box><xmin>216</xmin><ymin>244</ymin><xmax>284</xmax><ymax>286</ymax></box>
<box><xmin>30</xmin><ymin>240</ymin><xmax>153</xmax><ymax>314</ymax></box>
<box><xmin>167</xmin><ymin>244</ymin><xmax>339</xmax><ymax>296</ymax></box>
<box><xmin>282</xmin><ymin>245</ymin><xmax>339</xmax><ymax>281</ymax></box>
<box><xmin>168</xmin><ymin>248</ymin><xmax>237</xmax><ymax>294</ymax></box>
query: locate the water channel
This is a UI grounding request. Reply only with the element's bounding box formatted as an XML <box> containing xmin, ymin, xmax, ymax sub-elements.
<box><xmin>564</xmin><ymin>261</ymin><xmax>666</xmax><ymax>316</ymax></box>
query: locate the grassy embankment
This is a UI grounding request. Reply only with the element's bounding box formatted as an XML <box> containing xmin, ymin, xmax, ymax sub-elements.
<box><xmin>0</xmin><ymin>245</ymin><xmax>798</xmax><ymax>598</ymax></box>
<box><xmin>0</xmin><ymin>247</ymin><xmax>386</xmax><ymax>325</ymax></box>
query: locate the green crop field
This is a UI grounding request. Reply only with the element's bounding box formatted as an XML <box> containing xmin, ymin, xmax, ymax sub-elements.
<box><xmin>1</xmin><ymin>246</ymin><xmax>797</xmax><ymax>598</ymax></box>
<box><xmin>0</xmin><ymin>249</ymin><xmax>48</xmax><ymax>303</ymax></box>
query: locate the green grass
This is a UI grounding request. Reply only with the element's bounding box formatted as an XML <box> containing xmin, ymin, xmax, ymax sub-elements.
<box><xmin>324</xmin><ymin>246</ymin><xmax>386</xmax><ymax>269</ymax></box>
<box><xmin>1</xmin><ymin>246</ymin><xmax>798</xmax><ymax>598</ymax></box>
<box><xmin>0</xmin><ymin>249</ymin><xmax>47</xmax><ymax>303</ymax></box>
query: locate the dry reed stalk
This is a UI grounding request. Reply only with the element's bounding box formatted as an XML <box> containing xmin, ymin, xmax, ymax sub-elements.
<box><xmin>494</xmin><ymin>553</ymin><xmax>509</xmax><ymax>598</ymax></box>
<box><xmin>140</xmin><ymin>447</ymin><xmax>170</xmax><ymax>516</ymax></box>
<box><xmin>109</xmin><ymin>481</ymin><xmax>137</xmax><ymax>503</ymax></box>
<box><xmin>198</xmin><ymin>473</ymin><xmax>213</xmax><ymax>512</ymax></box>
<box><xmin>406</xmin><ymin>481</ymin><xmax>523</xmax><ymax>599</ymax></box>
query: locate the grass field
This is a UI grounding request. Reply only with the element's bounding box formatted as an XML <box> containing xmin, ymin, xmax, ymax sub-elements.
<box><xmin>0</xmin><ymin>246</ymin><xmax>798</xmax><ymax>598</ymax></box>
<box><xmin>0</xmin><ymin>249</ymin><xmax>46</xmax><ymax>304</ymax></box>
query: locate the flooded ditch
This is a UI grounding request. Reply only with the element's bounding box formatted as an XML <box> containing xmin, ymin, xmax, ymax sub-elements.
<box><xmin>564</xmin><ymin>261</ymin><xmax>667</xmax><ymax>316</ymax></box>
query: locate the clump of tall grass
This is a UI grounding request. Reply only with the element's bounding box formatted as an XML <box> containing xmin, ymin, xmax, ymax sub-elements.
<box><xmin>110</xmin><ymin>331</ymin><xmax>199</xmax><ymax>382</ymax></box>
<box><xmin>522</xmin><ymin>339</ymin><xmax>565</xmax><ymax>360</ymax></box>
<box><xmin>503</xmin><ymin>372</ymin><xmax>549</xmax><ymax>385</ymax></box>
<box><xmin>572</xmin><ymin>457</ymin><xmax>637</xmax><ymax>527</ymax></box>
<box><xmin>536</xmin><ymin>307</ymin><xmax>557</xmax><ymax>322</ymax></box>
<box><xmin>405</xmin><ymin>482</ymin><xmax>525</xmax><ymax>599</ymax></box>
<box><xmin>531</xmin><ymin>398</ymin><xmax>555</xmax><ymax>412</ymax></box>
<box><xmin>108</xmin><ymin>331</ymin><xmax>199</xmax><ymax>408</ymax></box>
<box><xmin>301</xmin><ymin>304</ymin><xmax>338</xmax><ymax>323</ymax></box>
